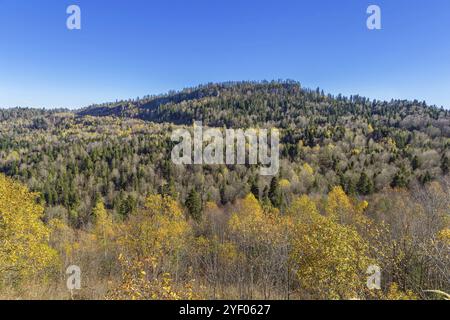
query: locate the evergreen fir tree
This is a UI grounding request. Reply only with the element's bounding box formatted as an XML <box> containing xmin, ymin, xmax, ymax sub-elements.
<box><xmin>268</xmin><ymin>177</ymin><xmax>281</xmax><ymax>207</ymax></box>
<box><xmin>391</xmin><ymin>169</ymin><xmax>408</xmax><ymax>188</ymax></box>
<box><xmin>185</xmin><ymin>188</ymin><xmax>202</xmax><ymax>222</ymax></box>
<box><xmin>411</xmin><ymin>155</ymin><xmax>421</xmax><ymax>171</ymax></box>
<box><xmin>357</xmin><ymin>172</ymin><xmax>374</xmax><ymax>195</ymax></box>
<box><xmin>250</xmin><ymin>176</ymin><xmax>260</xmax><ymax>200</ymax></box>
<box><xmin>441</xmin><ymin>155</ymin><xmax>449</xmax><ymax>175</ymax></box>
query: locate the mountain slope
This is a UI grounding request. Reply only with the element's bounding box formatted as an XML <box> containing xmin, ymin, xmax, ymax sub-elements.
<box><xmin>77</xmin><ymin>81</ymin><xmax>450</xmax><ymax>136</ymax></box>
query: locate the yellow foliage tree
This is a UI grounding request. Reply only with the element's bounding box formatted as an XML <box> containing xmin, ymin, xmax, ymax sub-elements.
<box><xmin>302</xmin><ymin>163</ymin><xmax>314</xmax><ymax>175</ymax></box>
<box><xmin>325</xmin><ymin>186</ymin><xmax>354</xmax><ymax>222</ymax></box>
<box><xmin>229</xmin><ymin>194</ymin><xmax>283</xmax><ymax>244</ymax></box>
<box><xmin>438</xmin><ymin>228</ymin><xmax>450</xmax><ymax>245</ymax></box>
<box><xmin>107</xmin><ymin>254</ymin><xmax>201</xmax><ymax>300</ymax></box>
<box><xmin>0</xmin><ymin>174</ymin><xmax>58</xmax><ymax>284</ymax></box>
<box><xmin>286</xmin><ymin>194</ymin><xmax>319</xmax><ymax>223</ymax></box>
<box><xmin>93</xmin><ymin>199</ymin><xmax>114</xmax><ymax>258</ymax></box>
<box><xmin>289</xmin><ymin>194</ymin><xmax>373</xmax><ymax>299</ymax></box>
<box><xmin>325</xmin><ymin>186</ymin><xmax>374</xmax><ymax>233</ymax></box>
<box><xmin>279</xmin><ymin>179</ymin><xmax>291</xmax><ymax>189</ymax></box>
<box><xmin>120</xmin><ymin>194</ymin><xmax>190</xmax><ymax>266</ymax></box>
<box><xmin>228</xmin><ymin>194</ymin><xmax>286</xmax><ymax>299</ymax></box>
<box><xmin>111</xmin><ymin>194</ymin><xmax>193</xmax><ymax>299</ymax></box>
<box><xmin>48</xmin><ymin>218</ymin><xmax>76</xmax><ymax>267</ymax></box>
<box><xmin>385</xmin><ymin>283</ymin><xmax>417</xmax><ymax>300</ymax></box>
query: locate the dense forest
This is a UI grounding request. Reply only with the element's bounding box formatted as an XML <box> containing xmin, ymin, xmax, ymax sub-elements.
<box><xmin>0</xmin><ymin>81</ymin><xmax>449</xmax><ymax>299</ymax></box>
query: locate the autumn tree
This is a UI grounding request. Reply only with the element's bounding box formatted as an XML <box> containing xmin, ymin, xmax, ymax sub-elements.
<box><xmin>228</xmin><ymin>194</ymin><xmax>286</xmax><ymax>299</ymax></box>
<box><xmin>0</xmin><ymin>174</ymin><xmax>58</xmax><ymax>284</ymax></box>
<box><xmin>288</xmin><ymin>194</ymin><xmax>373</xmax><ymax>299</ymax></box>
<box><xmin>325</xmin><ymin>186</ymin><xmax>355</xmax><ymax>224</ymax></box>
<box><xmin>93</xmin><ymin>198</ymin><xmax>114</xmax><ymax>258</ymax></box>
<box><xmin>113</xmin><ymin>194</ymin><xmax>192</xmax><ymax>298</ymax></box>
<box><xmin>107</xmin><ymin>254</ymin><xmax>201</xmax><ymax>300</ymax></box>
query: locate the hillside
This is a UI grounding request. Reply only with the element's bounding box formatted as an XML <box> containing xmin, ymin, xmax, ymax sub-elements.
<box><xmin>0</xmin><ymin>81</ymin><xmax>449</xmax><ymax>299</ymax></box>
<box><xmin>1</xmin><ymin>81</ymin><xmax>449</xmax><ymax>221</ymax></box>
<box><xmin>79</xmin><ymin>81</ymin><xmax>450</xmax><ymax>132</ymax></box>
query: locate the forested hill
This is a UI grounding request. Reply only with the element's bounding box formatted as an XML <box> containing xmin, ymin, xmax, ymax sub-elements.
<box><xmin>0</xmin><ymin>81</ymin><xmax>449</xmax><ymax>228</ymax></box>
<box><xmin>77</xmin><ymin>81</ymin><xmax>450</xmax><ymax>134</ymax></box>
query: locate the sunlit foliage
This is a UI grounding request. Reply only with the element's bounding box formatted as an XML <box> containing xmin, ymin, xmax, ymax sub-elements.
<box><xmin>0</xmin><ymin>174</ymin><xmax>58</xmax><ymax>285</ymax></box>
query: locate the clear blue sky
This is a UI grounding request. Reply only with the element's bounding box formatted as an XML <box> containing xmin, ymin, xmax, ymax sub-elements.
<box><xmin>0</xmin><ymin>0</ymin><xmax>449</xmax><ymax>109</ymax></box>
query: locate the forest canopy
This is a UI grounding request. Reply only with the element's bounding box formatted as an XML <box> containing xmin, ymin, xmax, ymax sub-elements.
<box><xmin>0</xmin><ymin>81</ymin><xmax>448</xmax><ymax>300</ymax></box>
